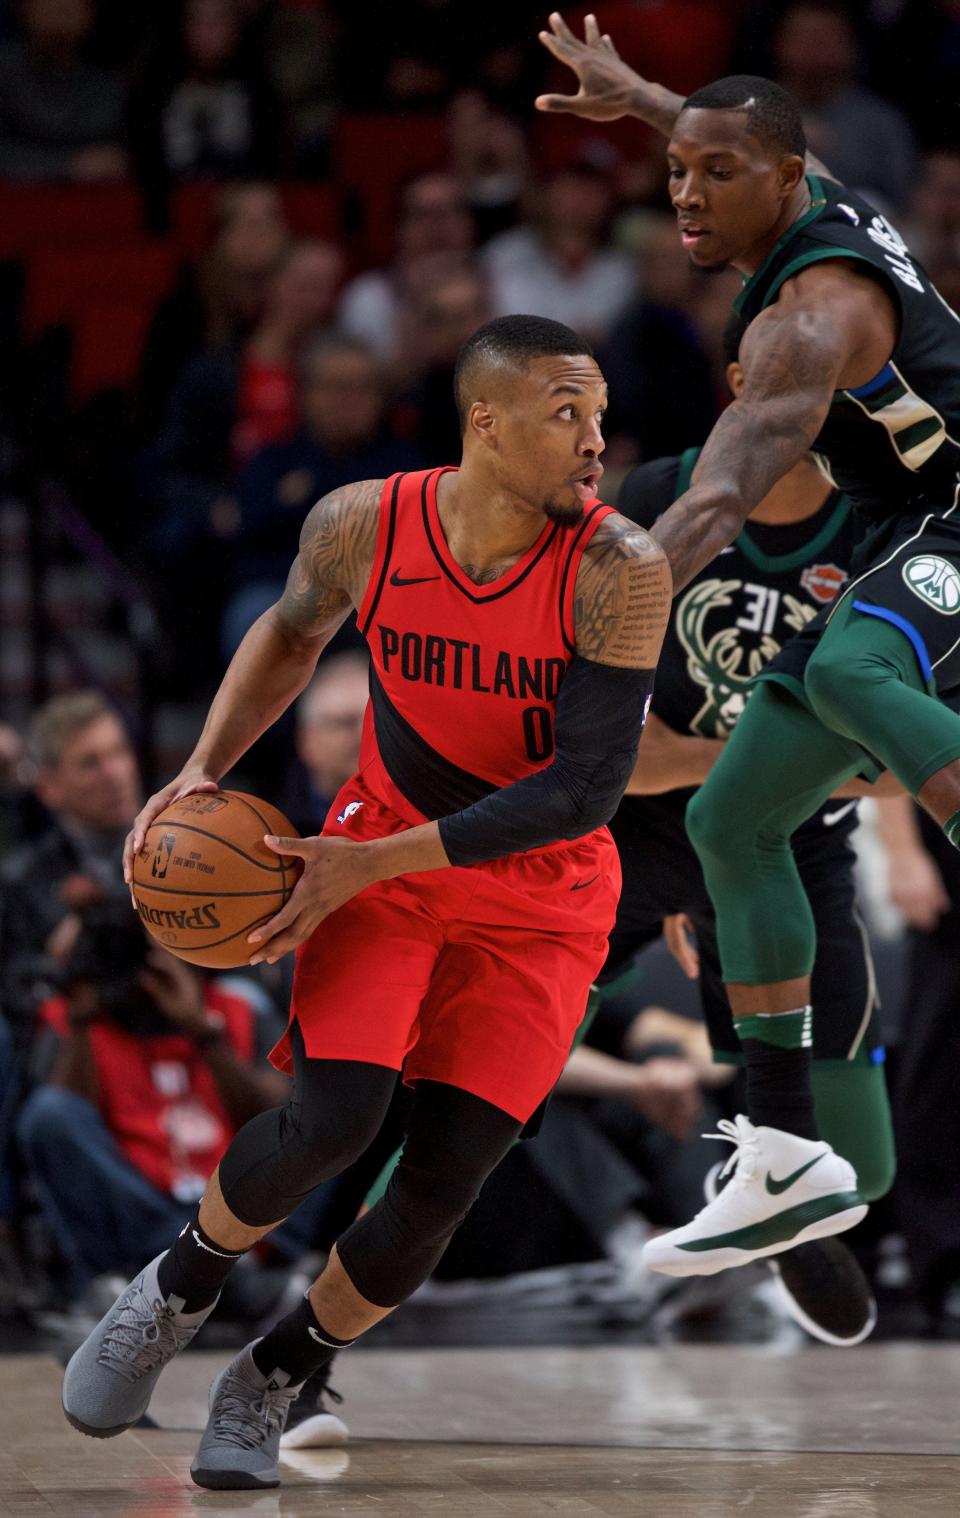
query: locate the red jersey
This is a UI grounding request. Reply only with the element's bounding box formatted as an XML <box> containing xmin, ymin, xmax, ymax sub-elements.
<box><xmin>355</xmin><ymin>467</ymin><xmax>613</xmax><ymax>822</ymax></box>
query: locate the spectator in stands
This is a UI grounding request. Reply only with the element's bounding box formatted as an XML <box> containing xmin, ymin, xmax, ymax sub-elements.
<box><xmin>394</xmin><ymin>265</ymin><xmax>490</xmax><ymax>465</ymax></box>
<box><xmin>338</xmin><ymin>173</ymin><xmax>475</xmax><ymax>365</ymax></box>
<box><xmin>222</xmin><ymin>335</ymin><xmax>424</xmax><ymax>654</ymax></box>
<box><xmin>0</xmin><ymin>0</ymin><xmax>128</xmax><ymax>181</ymax></box>
<box><xmin>145</xmin><ymin>237</ymin><xmax>344</xmax><ymax>677</ymax></box>
<box><xmin>448</xmin><ymin>90</ymin><xmax>530</xmax><ymax>244</ymax></box>
<box><xmin>15</xmin><ymin>903</ymin><xmax>298</xmax><ymax>1298</ymax></box>
<box><xmin>481</xmin><ymin>159</ymin><xmax>634</xmax><ymax>344</ymax></box>
<box><xmin>0</xmin><ymin>692</ymin><xmax>138</xmax><ymax>1059</ymax></box>
<box><xmin>279</xmin><ymin>652</ymin><xmax>370</xmax><ymax>839</ymax></box>
<box><xmin>601</xmin><ymin>213</ymin><xmax>716</xmax><ymax>467</ymax></box>
<box><xmin>771</xmin><ymin>0</ymin><xmax>915</xmax><ymax>211</ymax></box>
<box><xmin>876</xmin><ymin>796</ymin><xmax>960</xmax><ymax>1330</ymax></box>
<box><xmin>903</xmin><ymin>149</ymin><xmax>960</xmax><ymax>283</ymax></box>
<box><xmin>129</xmin><ymin>0</ymin><xmax>278</xmax><ymax>185</ymax></box>
<box><xmin>141</xmin><ymin>180</ymin><xmax>291</xmax><ymax>423</ymax></box>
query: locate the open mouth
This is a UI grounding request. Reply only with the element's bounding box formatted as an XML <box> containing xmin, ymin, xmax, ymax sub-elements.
<box><xmin>572</xmin><ymin>466</ymin><xmax>603</xmax><ymax>502</ymax></box>
<box><xmin>679</xmin><ymin>223</ymin><xmax>710</xmax><ymax>249</ymax></box>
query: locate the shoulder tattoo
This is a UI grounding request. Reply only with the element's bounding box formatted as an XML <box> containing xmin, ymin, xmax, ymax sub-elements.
<box><xmin>574</xmin><ymin>515</ymin><xmax>672</xmax><ymax>668</ymax></box>
<box><xmin>277</xmin><ymin>478</ymin><xmax>383</xmax><ymax>643</ymax></box>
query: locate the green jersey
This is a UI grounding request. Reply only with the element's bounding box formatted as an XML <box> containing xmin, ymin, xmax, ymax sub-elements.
<box><xmin>736</xmin><ymin>175</ymin><xmax>960</xmax><ymax>523</ymax></box>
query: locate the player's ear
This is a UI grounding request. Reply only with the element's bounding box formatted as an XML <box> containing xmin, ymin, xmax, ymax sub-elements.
<box><xmin>726</xmin><ymin>361</ymin><xmax>744</xmax><ymax>398</ymax></box>
<box><xmin>779</xmin><ymin>153</ymin><xmax>806</xmax><ymax>197</ymax></box>
<box><xmin>468</xmin><ymin>400</ymin><xmax>498</xmax><ymax>449</ymax></box>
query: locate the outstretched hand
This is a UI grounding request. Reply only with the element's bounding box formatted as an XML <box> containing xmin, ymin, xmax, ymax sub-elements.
<box><xmin>247</xmin><ymin>833</ymin><xmax>379</xmax><ymax>964</ymax></box>
<box><xmin>536</xmin><ymin>11</ymin><xmax>644</xmax><ymax>121</ymax></box>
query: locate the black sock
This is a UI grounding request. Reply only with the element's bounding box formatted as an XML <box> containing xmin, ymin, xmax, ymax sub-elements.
<box><xmin>740</xmin><ymin>1039</ymin><xmax>819</xmax><ymax>1140</ymax></box>
<box><xmin>251</xmin><ymin>1293</ymin><xmax>355</xmax><ymax>1385</ymax></box>
<box><xmin>156</xmin><ymin>1210</ymin><xmax>248</xmax><ymax>1313</ymax></box>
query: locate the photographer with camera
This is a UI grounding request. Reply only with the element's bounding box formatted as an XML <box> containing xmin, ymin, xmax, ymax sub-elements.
<box><xmin>17</xmin><ymin>903</ymin><xmax>294</xmax><ymax>1299</ymax></box>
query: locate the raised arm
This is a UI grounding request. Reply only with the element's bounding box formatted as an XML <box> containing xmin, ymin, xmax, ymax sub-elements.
<box><xmin>124</xmin><ymin>478</ymin><xmax>382</xmax><ymax>879</ymax></box>
<box><xmin>535</xmin><ymin>11</ymin><xmax>839</xmax><ymax>181</ymax></box>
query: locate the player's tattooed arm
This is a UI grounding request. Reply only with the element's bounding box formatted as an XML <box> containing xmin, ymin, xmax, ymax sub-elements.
<box><xmin>574</xmin><ymin>514</ymin><xmax>673</xmax><ymax>668</ymax></box>
<box><xmin>650</xmin><ymin>305</ymin><xmax>846</xmax><ymax>592</ymax></box>
<box><xmin>274</xmin><ymin>477</ymin><xmax>383</xmax><ymax>647</ymax></box>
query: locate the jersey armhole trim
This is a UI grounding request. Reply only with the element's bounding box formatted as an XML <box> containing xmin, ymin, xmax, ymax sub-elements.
<box><xmin>734</xmin><ymin>174</ymin><xmax>828</xmax><ymax>314</ymax></box>
<box><xmin>357</xmin><ymin>474</ymin><xmax>403</xmax><ymax>637</ymax></box>
<box><xmin>759</xmin><ymin>246</ymin><xmax>881</xmax><ymax>313</ymax></box>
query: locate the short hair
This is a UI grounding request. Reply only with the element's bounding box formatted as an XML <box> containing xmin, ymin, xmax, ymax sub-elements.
<box><xmin>27</xmin><ymin>691</ymin><xmax>118</xmax><ymax>771</ymax></box>
<box><xmin>722</xmin><ymin>311</ymin><xmax>749</xmax><ymax>370</ymax></box>
<box><xmin>682</xmin><ymin>75</ymin><xmax>806</xmax><ymax>159</ymax></box>
<box><xmin>453</xmin><ymin>315</ymin><xmax>594</xmax><ymax>432</ymax></box>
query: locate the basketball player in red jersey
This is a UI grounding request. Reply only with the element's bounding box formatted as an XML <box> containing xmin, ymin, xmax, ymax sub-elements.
<box><xmin>62</xmin><ymin>316</ymin><xmax>670</xmax><ymax>1490</ymax></box>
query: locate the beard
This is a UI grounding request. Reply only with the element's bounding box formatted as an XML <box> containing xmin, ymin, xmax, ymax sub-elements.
<box><xmin>542</xmin><ymin>497</ymin><xmax>586</xmax><ymax>525</ymax></box>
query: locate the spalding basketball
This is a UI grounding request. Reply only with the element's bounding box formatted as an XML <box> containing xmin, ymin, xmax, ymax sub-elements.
<box><xmin>132</xmin><ymin>790</ymin><xmax>301</xmax><ymax>968</ymax></box>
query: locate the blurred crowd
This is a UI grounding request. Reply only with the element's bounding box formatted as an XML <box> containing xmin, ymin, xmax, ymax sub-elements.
<box><xmin>2</xmin><ymin>0</ymin><xmax>960</xmax><ymax>1344</ymax></box>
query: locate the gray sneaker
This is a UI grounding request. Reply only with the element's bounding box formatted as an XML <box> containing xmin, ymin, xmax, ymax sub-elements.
<box><xmin>191</xmin><ymin>1343</ymin><xmax>302</xmax><ymax>1490</ymax></box>
<box><xmin>62</xmin><ymin>1253</ymin><xmax>218</xmax><ymax>1438</ymax></box>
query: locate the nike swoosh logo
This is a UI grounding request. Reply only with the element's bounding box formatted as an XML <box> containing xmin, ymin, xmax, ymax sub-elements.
<box><xmin>719</xmin><ymin>547</ymin><xmax>736</xmax><ymax>555</ymax></box>
<box><xmin>765</xmin><ymin>1154</ymin><xmax>824</xmax><ymax>1195</ymax></box>
<box><xmin>570</xmin><ymin>873</ymin><xmax>600</xmax><ymax>891</ymax></box>
<box><xmin>821</xmin><ymin>801</ymin><xmax>857</xmax><ymax>827</ymax></box>
<box><xmin>390</xmin><ymin>570</ymin><xmax>441</xmax><ymax>587</ymax></box>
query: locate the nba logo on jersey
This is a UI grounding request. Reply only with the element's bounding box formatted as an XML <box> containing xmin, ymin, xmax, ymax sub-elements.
<box><xmin>337</xmin><ymin>800</ymin><xmax>364</xmax><ymax>825</ymax></box>
<box><xmin>902</xmin><ymin>554</ymin><xmax>960</xmax><ymax>614</ymax></box>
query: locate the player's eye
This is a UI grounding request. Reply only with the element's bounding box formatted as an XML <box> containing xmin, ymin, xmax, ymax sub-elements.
<box><xmin>709</xmin><ymin>168</ymin><xmax>733</xmax><ymax>180</ymax></box>
<box><xmin>557</xmin><ymin>405</ymin><xmax>576</xmax><ymax>420</ymax></box>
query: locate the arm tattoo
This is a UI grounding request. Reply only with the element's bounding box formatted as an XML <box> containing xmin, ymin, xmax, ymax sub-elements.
<box><xmin>575</xmin><ymin>515</ymin><xmax>672</xmax><ymax>667</ymax></box>
<box><xmin>276</xmin><ymin>478</ymin><xmax>383</xmax><ymax>645</ymax></box>
<box><xmin>651</xmin><ymin>305</ymin><xmax>844</xmax><ymax>593</ymax></box>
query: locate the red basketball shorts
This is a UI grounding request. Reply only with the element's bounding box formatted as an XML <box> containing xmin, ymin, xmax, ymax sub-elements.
<box><xmin>270</xmin><ymin>769</ymin><xmax>621</xmax><ymax>1122</ymax></box>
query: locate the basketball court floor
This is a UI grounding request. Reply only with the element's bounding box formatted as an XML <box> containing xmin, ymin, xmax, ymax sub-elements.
<box><xmin>3</xmin><ymin>1343</ymin><xmax>958</xmax><ymax>1516</ymax></box>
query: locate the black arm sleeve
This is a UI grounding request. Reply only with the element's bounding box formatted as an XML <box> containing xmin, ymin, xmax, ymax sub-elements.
<box><xmin>438</xmin><ymin>656</ymin><xmax>655</xmax><ymax>867</ymax></box>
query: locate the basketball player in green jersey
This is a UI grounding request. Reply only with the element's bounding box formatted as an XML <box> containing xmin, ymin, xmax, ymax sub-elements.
<box><xmin>538</xmin><ymin>14</ymin><xmax>960</xmax><ymax>1274</ymax></box>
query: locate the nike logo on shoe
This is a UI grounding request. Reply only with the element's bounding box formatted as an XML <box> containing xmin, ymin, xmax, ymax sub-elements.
<box><xmin>570</xmin><ymin>873</ymin><xmax>600</xmax><ymax>891</ymax></box>
<box><xmin>390</xmin><ymin>570</ymin><xmax>441</xmax><ymax>587</ymax></box>
<box><xmin>765</xmin><ymin>1154</ymin><xmax>825</xmax><ymax>1195</ymax></box>
<box><xmin>822</xmin><ymin>801</ymin><xmax>857</xmax><ymax>827</ymax></box>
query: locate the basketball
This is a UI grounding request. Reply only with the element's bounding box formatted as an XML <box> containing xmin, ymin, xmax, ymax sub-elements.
<box><xmin>131</xmin><ymin>790</ymin><xmax>302</xmax><ymax>968</ymax></box>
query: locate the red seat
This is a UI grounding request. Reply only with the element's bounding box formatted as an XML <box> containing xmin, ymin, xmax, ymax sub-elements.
<box><xmin>280</xmin><ymin>182</ymin><xmax>340</xmax><ymax>241</ymax></box>
<box><xmin>332</xmin><ymin>114</ymin><xmax>449</xmax><ymax>265</ymax></box>
<box><xmin>24</xmin><ymin>240</ymin><xmax>178</xmax><ymax>339</ymax></box>
<box><xmin>69</xmin><ymin>299</ymin><xmax>156</xmax><ymax>402</ymax></box>
<box><xmin>0</xmin><ymin>182</ymin><xmax>145</xmax><ymax>258</ymax></box>
<box><xmin>169</xmin><ymin>182</ymin><xmax>219</xmax><ymax>258</ymax></box>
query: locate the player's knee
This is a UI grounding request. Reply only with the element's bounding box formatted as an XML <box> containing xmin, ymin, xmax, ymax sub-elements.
<box><xmin>277</xmin><ymin>1097</ymin><xmax>383</xmax><ymax>1187</ymax></box>
<box><xmin>686</xmin><ymin>780</ymin><xmax>747</xmax><ymax>876</ymax></box>
<box><xmin>16</xmin><ymin>1084</ymin><xmax>97</xmax><ymax>1154</ymax></box>
<box><xmin>804</xmin><ymin>645</ymin><xmax>856</xmax><ymax>729</ymax></box>
<box><xmin>387</xmin><ymin>1157</ymin><xmax>484</xmax><ymax>1246</ymax></box>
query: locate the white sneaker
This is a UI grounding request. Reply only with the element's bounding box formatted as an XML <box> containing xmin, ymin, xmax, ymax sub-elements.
<box><xmin>702</xmin><ymin>1159</ymin><xmax>877</xmax><ymax>1345</ymax></box>
<box><xmin>641</xmin><ymin>1116</ymin><xmax>867</xmax><ymax>1278</ymax></box>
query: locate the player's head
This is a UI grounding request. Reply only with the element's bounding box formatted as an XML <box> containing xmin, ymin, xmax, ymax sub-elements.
<box><xmin>668</xmin><ymin>75</ymin><xmax>807</xmax><ymax>271</ymax></box>
<box><xmin>454</xmin><ymin>314</ymin><xmax>606</xmax><ymax>525</ymax></box>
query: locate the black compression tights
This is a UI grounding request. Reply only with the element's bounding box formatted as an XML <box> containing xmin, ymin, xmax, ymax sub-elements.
<box><xmin>217</xmin><ymin>1021</ymin><xmax>522</xmax><ymax>1308</ymax></box>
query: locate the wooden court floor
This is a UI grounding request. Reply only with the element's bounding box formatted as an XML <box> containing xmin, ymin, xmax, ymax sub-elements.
<box><xmin>3</xmin><ymin>1345</ymin><xmax>959</xmax><ymax>1517</ymax></box>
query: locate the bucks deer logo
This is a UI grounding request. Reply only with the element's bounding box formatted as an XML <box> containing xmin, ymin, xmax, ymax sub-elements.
<box><xmin>676</xmin><ymin>579</ymin><xmax>816</xmax><ymax>736</ymax></box>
